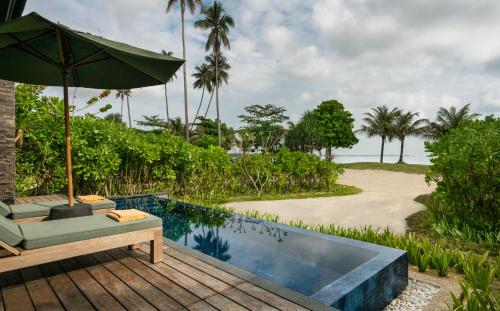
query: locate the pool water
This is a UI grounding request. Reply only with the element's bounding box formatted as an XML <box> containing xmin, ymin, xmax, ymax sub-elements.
<box><xmin>115</xmin><ymin>195</ymin><xmax>407</xmax><ymax>310</ymax></box>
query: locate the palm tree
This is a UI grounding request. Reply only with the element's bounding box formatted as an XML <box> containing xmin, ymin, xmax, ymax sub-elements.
<box><xmin>161</xmin><ymin>50</ymin><xmax>177</xmax><ymax>122</ymax></box>
<box><xmin>166</xmin><ymin>0</ymin><xmax>204</xmax><ymax>143</ymax></box>
<box><xmin>359</xmin><ymin>106</ymin><xmax>400</xmax><ymax>163</ymax></box>
<box><xmin>204</xmin><ymin>52</ymin><xmax>230</xmax><ymax>118</ymax></box>
<box><xmin>424</xmin><ymin>104</ymin><xmax>480</xmax><ymax>140</ymax></box>
<box><xmin>191</xmin><ymin>63</ymin><xmax>213</xmax><ymax>130</ymax></box>
<box><xmin>394</xmin><ymin>111</ymin><xmax>427</xmax><ymax>163</ymax></box>
<box><xmin>195</xmin><ymin>1</ymin><xmax>234</xmax><ymax>147</ymax></box>
<box><xmin>168</xmin><ymin>117</ymin><xmax>185</xmax><ymax>136</ymax></box>
<box><xmin>115</xmin><ymin>89</ymin><xmax>132</xmax><ymax>127</ymax></box>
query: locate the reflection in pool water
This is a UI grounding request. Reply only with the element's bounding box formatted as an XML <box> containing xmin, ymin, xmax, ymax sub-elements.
<box><xmin>118</xmin><ymin>196</ymin><xmax>377</xmax><ymax>296</ymax></box>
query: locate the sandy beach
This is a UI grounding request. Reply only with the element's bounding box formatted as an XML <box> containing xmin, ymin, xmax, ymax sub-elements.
<box><xmin>226</xmin><ymin>169</ymin><xmax>435</xmax><ymax>233</ymax></box>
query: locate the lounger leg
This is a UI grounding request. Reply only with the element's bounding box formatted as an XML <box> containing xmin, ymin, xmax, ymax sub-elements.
<box><xmin>150</xmin><ymin>228</ymin><xmax>162</xmax><ymax>263</ymax></box>
<box><xmin>128</xmin><ymin>244</ymin><xmax>140</xmax><ymax>250</ymax></box>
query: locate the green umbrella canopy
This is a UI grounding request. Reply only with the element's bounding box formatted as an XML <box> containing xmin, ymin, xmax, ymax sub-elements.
<box><xmin>0</xmin><ymin>12</ymin><xmax>184</xmax><ymax>207</ymax></box>
<box><xmin>0</xmin><ymin>12</ymin><xmax>184</xmax><ymax>88</ymax></box>
<box><xmin>0</xmin><ymin>0</ymin><xmax>27</xmax><ymax>22</ymax></box>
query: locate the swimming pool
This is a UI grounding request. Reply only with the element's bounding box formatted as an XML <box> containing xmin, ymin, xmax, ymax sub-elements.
<box><xmin>115</xmin><ymin>195</ymin><xmax>408</xmax><ymax>311</ymax></box>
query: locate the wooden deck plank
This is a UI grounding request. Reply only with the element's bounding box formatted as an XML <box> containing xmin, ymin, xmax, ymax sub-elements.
<box><xmin>108</xmin><ymin>249</ymin><xmax>202</xmax><ymax>307</ymax></box>
<box><xmin>20</xmin><ymin>267</ymin><xmax>65</xmax><ymax>311</ymax></box>
<box><xmin>164</xmin><ymin>245</ymin><xmax>243</xmax><ymax>286</ymax></box>
<box><xmin>92</xmin><ymin>252</ymin><xmax>184</xmax><ymax>311</ymax></box>
<box><xmin>236</xmin><ymin>283</ymin><xmax>309</xmax><ymax>311</ymax></box>
<box><xmin>205</xmin><ymin>294</ymin><xmax>249</xmax><ymax>311</ymax></box>
<box><xmin>137</xmin><ymin>245</ymin><xmax>230</xmax><ymax>293</ymax></box>
<box><xmin>74</xmin><ymin>255</ymin><xmax>156</xmax><ymax>311</ymax></box>
<box><xmin>58</xmin><ymin>258</ymin><xmax>125</xmax><ymax>311</ymax></box>
<box><xmin>186</xmin><ymin>300</ymin><xmax>219</xmax><ymax>311</ymax></box>
<box><xmin>39</xmin><ymin>263</ymin><xmax>95</xmax><ymax>311</ymax></box>
<box><xmin>0</xmin><ymin>271</ymin><xmax>35</xmax><ymax>311</ymax></box>
<box><xmin>124</xmin><ymin>248</ymin><xmax>216</xmax><ymax>300</ymax></box>
<box><xmin>221</xmin><ymin>287</ymin><xmax>278</xmax><ymax>311</ymax></box>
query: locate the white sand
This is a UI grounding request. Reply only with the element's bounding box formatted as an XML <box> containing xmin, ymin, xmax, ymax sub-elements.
<box><xmin>226</xmin><ymin>169</ymin><xmax>435</xmax><ymax>233</ymax></box>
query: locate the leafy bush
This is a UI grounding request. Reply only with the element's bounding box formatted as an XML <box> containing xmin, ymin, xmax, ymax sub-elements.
<box><xmin>425</xmin><ymin>118</ymin><xmax>500</xmax><ymax>231</ymax></box>
<box><xmin>15</xmin><ymin>85</ymin><xmax>342</xmax><ymax>201</ymax></box>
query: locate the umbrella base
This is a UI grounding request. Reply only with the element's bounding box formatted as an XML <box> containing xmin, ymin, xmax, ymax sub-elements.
<box><xmin>49</xmin><ymin>203</ymin><xmax>93</xmax><ymax>220</ymax></box>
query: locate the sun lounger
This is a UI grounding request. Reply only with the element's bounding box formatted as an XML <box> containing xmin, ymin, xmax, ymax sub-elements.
<box><xmin>1</xmin><ymin>199</ymin><xmax>117</xmax><ymax>223</ymax></box>
<box><xmin>0</xmin><ymin>213</ymin><xmax>162</xmax><ymax>273</ymax></box>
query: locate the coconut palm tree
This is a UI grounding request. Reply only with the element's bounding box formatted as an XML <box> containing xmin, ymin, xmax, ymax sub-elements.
<box><xmin>161</xmin><ymin>50</ymin><xmax>177</xmax><ymax>122</ymax></box>
<box><xmin>168</xmin><ymin>116</ymin><xmax>185</xmax><ymax>136</ymax></box>
<box><xmin>166</xmin><ymin>0</ymin><xmax>204</xmax><ymax>143</ymax></box>
<box><xmin>191</xmin><ymin>63</ymin><xmax>213</xmax><ymax>130</ymax></box>
<box><xmin>358</xmin><ymin>106</ymin><xmax>400</xmax><ymax>163</ymax></box>
<box><xmin>195</xmin><ymin>1</ymin><xmax>234</xmax><ymax>146</ymax></box>
<box><xmin>424</xmin><ymin>104</ymin><xmax>480</xmax><ymax>140</ymax></box>
<box><xmin>115</xmin><ymin>89</ymin><xmax>132</xmax><ymax>127</ymax></box>
<box><xmin>204</xmin><ymin>52</ymin><xmax>230</xmax><ymax>118</ymax></box>
<box><xmin>394</xmin><ymin>111</ymin><xmax>427</xmax><ymax>163</ymax></box>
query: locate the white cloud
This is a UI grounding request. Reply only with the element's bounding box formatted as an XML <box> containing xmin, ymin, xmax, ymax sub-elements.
<box><xmin>24</xmin><ymin>0</ymin><xmax>500</xmax><ymax>160</ymax></box>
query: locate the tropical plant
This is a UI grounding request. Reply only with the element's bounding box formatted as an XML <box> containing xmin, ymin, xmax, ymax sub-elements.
<box><xmin>103</xmin><ymin>113</ymin><xmax>125</xmax><ymax>126</ymax></box>
<box><xmin>115</xmin><ymin>89</ymin><xmax>132</xmax><ymax>127</ymax></box>
<box><xmin>166</xmin><ymin>0</ymin><xmax>204</xmax><ymax>142</ymax></box>
<box><xmin>425</xmin><ymin>118</ymin><xmax>500</xmax><ymax>231</ymax></box>
<box><xmin>192</xmin><ymin>117</ymin><xmax>234</xmax><ymax>150</ymax></box>
<box><xmin>137</xmin><ymin>115</ymin><xmax>168</xmax><ymax>131</ymax></box>
<box><xmin>168</xmin><ymin>116</ymin><xmax>185</xmax><ymax>136</ymax></box>
<box><xmin>238</xmin><ymin>104</ymin><xmax>289</xmax><ymax>152</ymax></box>
<box><xmin>424</xmin><ymin>103</ymin><xmax>480</xmax><ymax>140</ymax></box>
<box><xmin>191</xmin><ymin>63</ymin><xmax>213</xmax><ymax>129</ymax></box>
<box><xmin>195</xmin><ymin>0</ymin><xmax>234</xmax><ymax>146</ymax></box>
<box><xmin>161</xmin><ymin>50</ymin><xmax>177</xmax><ymax>121</ymax></box>
<box><xmin>285</xmin><ymin>111</ymin><xmax>321</xmax><ymax>153</ymax></box>
<box><xmin>358</xmin><ymin>106</ymin><xmax>400</xmax><ymax>163</ymax></box>
<box><xmin>203</xmin><ymin>52</ymin><xmax>230</xmax><ymax>118</ymax></box>
<box><xmin>311</xmin><ymin>100</ymin><xmax>358</xmax><ymax>160</ymax></box>
<box><xmin>393</xmin><ymin>111</ymin><xmax>427</xmax><ymax>163</ymax></box>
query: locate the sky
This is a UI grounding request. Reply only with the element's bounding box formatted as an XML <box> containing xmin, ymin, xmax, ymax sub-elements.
<box><xmin>24</xmin><ymin>0</ymin><xmax>500</xmax><ymax>163</ymax></box>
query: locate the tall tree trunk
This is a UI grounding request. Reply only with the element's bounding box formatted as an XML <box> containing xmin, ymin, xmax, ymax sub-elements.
<box><xmin>181</xmin><ymin>8</ymin><xmax>190</xmax><ymax>143</ymax></box>
<box><xmin>164</xmin><ymin>84</ymin><xmax>170</xmax><ymax>121</ymax></box>
<box><xmin>126</xmin><ymin>95</ymin><xmax>132</xmax><ymax>128</ymax></box>
<box><xmin>204</xmin><ymin>90</ymin><xmax>214</xmax><ymax>118</ymax></box>
<box><xmin>191</xmin><ymin>86</ymin><xmax>205</xmax><ymax>130</ymax></box>
<box><xmin>380</xmin><ymin>136</ymin><xmax>385</xmax><ymax>163</ymax></box>
<box><xmin>120</xmin><ymin>97</ymin><xmax>124</xmax><ymax>121</ymax></box>
<box><xmin>325</xmin><ymin>147</ymin><xmax>332</xmax><ymax>161</ymax></box>
<box><xmin>0</xmin><ymin>80</ymin><xmax>16</xmax><ymax>203</ymax></box>
<box><xmin>398</xmin><ymin>137</ymin><xmax>405</xmax><ymax>163</ymax></box>
<box><xmin>215</xmin><ymin>49</ymin><xmax>221</xmax><ymax>147</ymax></box>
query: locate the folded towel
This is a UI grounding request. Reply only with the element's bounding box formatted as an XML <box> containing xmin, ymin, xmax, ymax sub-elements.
<box><xmin>77</xmin><ymin>195</ymin><xmax>106</xmax><ymax>203</ymax></box>
<box><xmin>107</xmin><ymin>209</ymin><xmax>147</xmax><ymax>222</ymax></box>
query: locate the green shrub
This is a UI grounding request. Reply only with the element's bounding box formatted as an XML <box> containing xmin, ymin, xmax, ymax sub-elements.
<box><xmin>425</xmin><ymin>118</ymin><xmax>500</xmax><ymax>231</ymax></box>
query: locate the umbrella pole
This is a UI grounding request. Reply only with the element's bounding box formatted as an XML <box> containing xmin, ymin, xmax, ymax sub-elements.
<box><xmin>62</xmin><ymin>72</ymin><xmax>75</xmax><ymax>207</ymax></box>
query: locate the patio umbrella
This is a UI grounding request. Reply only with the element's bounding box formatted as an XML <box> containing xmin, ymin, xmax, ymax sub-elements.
<box><xmin>0</xmin><ymin>12</ymin><xmax>184</xmax><ymax>207</ymax></box>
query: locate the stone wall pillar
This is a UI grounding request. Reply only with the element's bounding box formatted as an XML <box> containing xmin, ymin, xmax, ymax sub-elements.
<box><xmin>0</xmin><ymin>80</ymin><xmax>16</xmax><ymax>204</ymax></box>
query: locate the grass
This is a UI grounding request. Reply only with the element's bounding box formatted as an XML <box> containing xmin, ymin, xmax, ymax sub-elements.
<box><xmin>408</xmin><ymin>194</ymin><xmax>499</xmax><ymax>258</ymax></box>
<box><xmin>222</xmin><ymin>184</ymin><xmax>362</xmax><ymax>203</ymax></box>
<box><xmin>343</xmin><ymin>162</ymin><xmax>429</xmax><ymax>174</ymax></box>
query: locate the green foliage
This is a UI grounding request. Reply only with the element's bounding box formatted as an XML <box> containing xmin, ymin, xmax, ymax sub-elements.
<box><xmin>424</xmin><ymin>103</ymin><xmax>480</xmax><ymax>140</ymax></box>
<box><xmin>344</xmin><ymin>162</ymin><xmax>429</xmax><ymax>174</ymax></box>
<box><xmin>234</xmin><ymin>148</ymin><xmax>344</xmax><ymax>197</ymax></box>
<box><xmin>450</xmin><ymin>252</ymin><xmax>499</xmax><ymax>310</ymax></box>
<box><xmin>285</xmin><ymin>111</ymin><xmax>321</xmax><ymax>153</ymax></box>
<box><xmin>136</xmin><ymin>114</ymin><xmax>168</xmax><ymax>131</ymax></box>
<box><xmin>425</xmin><ymin>118</ymin><xmax>500</xmax><ymax>231</ymax></box>
<box><xmin>311</xmin><ymin>100</ymin><xmax>358</xmax><ymax>159</ymax></box>
<box><xmin>238</xmin><ymin>104</ymin><xmax>289</xmax><ymax>152</ymax></box>
<box><xmin>15</xmin><ymin>85</ymin><xmax>344</xmax><ymax>202</ymax></box>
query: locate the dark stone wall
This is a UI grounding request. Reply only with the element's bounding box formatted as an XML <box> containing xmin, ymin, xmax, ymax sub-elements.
<box><xmin>0</xmin><ymin>80</ymin><xmax>15</xmax><ymax>204</ymax></box>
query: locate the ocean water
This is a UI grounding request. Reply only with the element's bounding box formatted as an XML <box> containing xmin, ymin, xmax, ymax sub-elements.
<box><xmin>333</xmin><ymin>154</ymin><xmax>430</xmax><ymax>165</ymax></box>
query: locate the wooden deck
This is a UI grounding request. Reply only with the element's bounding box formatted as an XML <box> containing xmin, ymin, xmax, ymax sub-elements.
<box><xmin>2</xmin><ymin>195</ymin><xmax>320</xmax><ymax>311</ymax></box>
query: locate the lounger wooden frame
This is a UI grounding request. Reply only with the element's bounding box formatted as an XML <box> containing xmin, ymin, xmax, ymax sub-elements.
<box><xmin>0</xmin><ymin>226</ymin><xmax>162</xmax><ymax>273</ymax></box>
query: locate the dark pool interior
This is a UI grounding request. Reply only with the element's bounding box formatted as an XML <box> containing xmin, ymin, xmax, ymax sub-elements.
<box><xmin>116</xmin><ymin>196</ymin><xmax>379</xmax><ymax>297</ymax></box>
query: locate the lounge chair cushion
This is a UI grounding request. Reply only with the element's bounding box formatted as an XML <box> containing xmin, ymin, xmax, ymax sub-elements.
<box><xmin>0</xmin><ymin>215</ymin><xmax>23</xmax><ymax>246</ymax></box>
<box><xmin>0</xmin><ymin>201</ymin><xmax>11</xmax><ymax>217</ymax></box>
<box><xmin>9</xmin><ymin>199</ymin><xmax>116</xmax><ymax>219</ymax></box>
<box><xmin>19</xmin><ymin>214</ymin><xmax>162</xmax><ymax>250</ymax></box>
